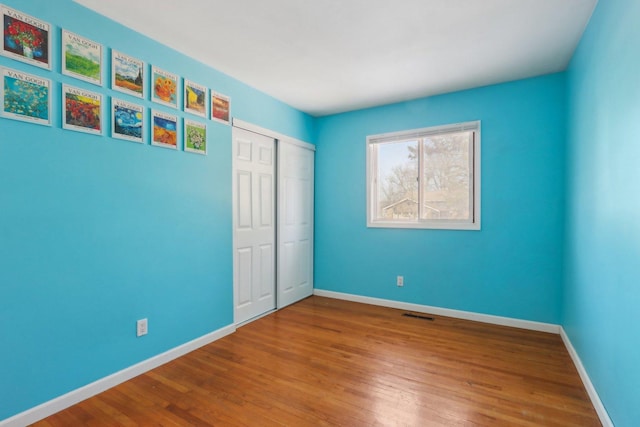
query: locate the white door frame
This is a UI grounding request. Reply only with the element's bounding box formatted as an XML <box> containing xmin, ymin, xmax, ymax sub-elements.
<box><xmin>233</xmin><ymin>119</ymin><xmax>316</xmax><ymax>152</ymax></box>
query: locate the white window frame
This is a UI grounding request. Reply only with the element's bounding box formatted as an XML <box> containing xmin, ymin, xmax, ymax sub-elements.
<box><xmin>366</xmin><ymin>121</ymin><xmax>481</xmax><ymax>230</ymax></box>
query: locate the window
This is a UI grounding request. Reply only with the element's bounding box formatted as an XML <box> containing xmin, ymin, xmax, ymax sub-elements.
<box><xmin>367</xmin><ymin>121</ymin><xmax>480</xmax><ymax>230</ymax></box>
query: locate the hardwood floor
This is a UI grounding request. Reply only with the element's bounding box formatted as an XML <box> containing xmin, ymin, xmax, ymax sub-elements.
<box><xmin>33</xmin><ymin>296</ymin><xmax>601</xmax><ymax>426</ymax></box>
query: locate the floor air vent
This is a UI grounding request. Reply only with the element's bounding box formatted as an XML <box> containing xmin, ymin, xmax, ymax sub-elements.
<box><xmin>403</xmin><ymin>313</ymin><xmax>434</xmax><ymax>321</ymax></box>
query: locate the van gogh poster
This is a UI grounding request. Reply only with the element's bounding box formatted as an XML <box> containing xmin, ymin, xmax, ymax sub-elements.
<box><xmin>151</xmin><ymin>110</ymin><xmax>178</xmax><ymax>149</ymax></box>
<box><xmin>2</xmin><ymin>5</ymin><xmax>51</xmax><ymax>69</ymax></box>
<box><xmin>62</xmin><ymin>84</ymin><xmax>102</xmax><ymax>135</ymax></box>
<box><xmin>1</xmin><ymin>67</ymin><xmax>50</xmax><ymax>125</ymax></box>
<box><xmin>112</xmin><ymin>98</ymin><xmax>144</xmax><ymax>143</ymax></box>
<box><xmin>62</xmin><ymin>29</ymin><xmax>102</xmax><ymax>85</ymax></box>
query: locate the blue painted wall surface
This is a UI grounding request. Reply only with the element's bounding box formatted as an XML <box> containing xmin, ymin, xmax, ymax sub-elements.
<box><xmin>565</xmin><ymin>0</ymin><xmax>640</xmax><ymax>425</ymax></box>
<box><xmin>0</xmin><ymin>0</ymin><xmax>313</xmax><ymax>420</ymax></box>
<box><xmin>314</xmin><ymin>74</ymin><xmax>566</xmax><ymax>324</ymax></box>
<box><xmin>4</xmin><ymin>0</ymin><xmax>637</xmax><ymax>424</ymax></box>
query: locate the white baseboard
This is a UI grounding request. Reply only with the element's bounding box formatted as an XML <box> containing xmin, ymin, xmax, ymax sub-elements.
<box><xmin>560</xmin><ymin>328</ymin><xmax>614</xmax><ymax>427</ymax></box>
<box><xmin>0</xmin><ymin>324</ymin><xmax>236</xmax><ymax>427</ymax></box>
<box><xmin>313</xmin><ymin>289</ymin><xmax>560</xmax><ymax>333</ymax></box>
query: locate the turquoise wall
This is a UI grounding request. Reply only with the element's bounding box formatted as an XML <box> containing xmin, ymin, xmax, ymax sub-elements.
<box><xmin>3</xmin><ymin>0</ymin><xmax>638</xmax><ymax>425</ymax></box>
<box><xmin>314</xmin><ymin>74</ymin><xmax>567</xmax><ymax>324</ymax></box>
<box><xmin>0</xmin><ymin>0</ymin><xmax>313</xmax><ymax>420</ymax></box>
<box><xmin>565</xmin><ymin>0</ymin><xmax>640</xmax><ymax>425</ymax></box>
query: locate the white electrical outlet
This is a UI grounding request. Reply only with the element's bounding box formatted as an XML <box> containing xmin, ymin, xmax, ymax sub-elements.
<box><xmin>397</xmin><ymin>275</ymin><xmax>404</xmax><ymax>287</ymax></box>
<box><xmin>137</xmin><ymin>318</ymin><xmax>148</xmax><ymax>337</ymax></box>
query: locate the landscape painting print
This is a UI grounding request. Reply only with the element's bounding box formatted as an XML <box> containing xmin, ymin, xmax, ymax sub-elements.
<box><xmin>112</xmin><ymin>50</ymin><xmax>144</xmax><ymax>98</ymax></box>
<box><xmin>184</xmin><ymin>79</ymin><xmax>206</xmax><ymax>117</ymax></box>
<box><xmin>151</xmin><ymin>66</ymin><xmax>179</xmax><ymax>108</ymax></box>
<box><xmin>63</xmin><ymin>84</ymin><xmax>102</xmax><ymax>135</ymax></box>
<box><xmin>184</xmin><ymin>119</ymin><xmax>206</xmax><ymax>155</ymax></box>
<box><xmin>1</xmin><ymin>5</ymin><xmax>51</xmax><ymax>69</ymax></box>
<box><xmin>1</xmin><ymin>67</ymin><xmax>50</xmax><ymax>125</ymax></box>
<box><xmin>151</xmin><ymin>110</ymin><xmax>178</xmax><ymax>149</ymax></box>
<box><xmin>62</xmin><ymin>30</ymin><xmax>102</xmax><ymax>85</ymax></box>
<box><xmin>112</xmin><ymin>98</ymin><xmax>144</xmax><ymax>143</ymax></box>
<box><xmin>211</xmin><ymin>91</ymin><xmax>230</xmax><ymax>125</ymax></box>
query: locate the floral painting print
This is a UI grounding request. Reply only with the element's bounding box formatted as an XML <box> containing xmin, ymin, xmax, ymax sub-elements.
<box><xmin>152</xmin><ymin>110</ymin><xmax>178</xmax><ymax>149</ymax></box>
<box><xmin>2</xmin><ymin>6</ymin><xmax>51</xmax><ymax>69</ymax></box>
<box><xmin>1</xmin><ymin>67</ymin><xmax>50</xmax><ymax>125</ymax></box>
<box><xmin>152</xmin><ymin>66</ymin><xmax>179</xmax><ymax>108</ymax></box>
<box><xmin>63</xmin><ymin>84</ymin><xmax>102</xmax><ymax>135</ymax></box>
<box><xmin>184</xmin><ymin>119</ymin><xmax>207</xmax><ymax>155</ymax></box>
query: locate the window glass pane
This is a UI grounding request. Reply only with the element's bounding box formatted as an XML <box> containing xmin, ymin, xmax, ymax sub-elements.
<box><xmin>376</xmin><ymin>140</ymin><xmax>419</xmax><ymax>221</ymax></box>
<box><xmin>421</xmin><ymin>131</ymin><xmax>471</xmax><ymax>221</ymax></box>
<box><xmin>367</xmin><ymin>121</ymin><xmax>480</xmax><ymax>230</ymax></box>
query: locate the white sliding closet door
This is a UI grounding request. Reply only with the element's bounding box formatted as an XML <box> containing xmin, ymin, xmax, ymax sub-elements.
<box><xmin>278</xmin><ymin>141</ymin><xmax>315</xmax><ymax>308</ymax></box>
<box><xmin>232</xmin><ymin>127</ymin><xmax>277</xmax><ymax>324</ymax></box>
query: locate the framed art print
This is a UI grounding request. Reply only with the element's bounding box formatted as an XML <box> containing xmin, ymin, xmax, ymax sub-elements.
<box><xmin>183</xmin><ymin>79</ymin><xmax>206</xmax><ymax>117</ymax></box>
<box><xmin>1</xmin><ymin>67</ymin><xmax>50</xmax><ymax>125</ymax></box>
<box><xmin>151</xmin><ymin>66</ymin><xmax>178</xmax><ymax>108</ymax></box>
<box><xmin>184</xmin><ymin>119</ymin><xmax>207</xmax><ymax>155</ymax></box>
<box><xmin>211</xmin><ymin>91</ymin><xmax>230</xmax><ymax>125</ymax></box>
<box><xmin>112</xmin><ymin>98</ymin><xmax>144</xmax><ymax>143</ymax></box>
<box><xmin>62</xmin><ymin>84</ymin><xmax>102</xmax><ymax>135</ymax></box>
<box><xmin>151</xmin><ymin>109</ymin><xmax>178</xmax><ymax>149</ymax></box>
<box><xmin>1</xmin><ymin>5</ymin><xmax>51</xmax><ymax>69</ymax></box>
<box><xmin>111</xmin><ymin>50</ymin><xmax>144</xmax><ymax>98</ymax></box>
<box><xmin>61</xmin><ymin>29</ymin><xmax>102</xmax><ymax>85</ymax></box>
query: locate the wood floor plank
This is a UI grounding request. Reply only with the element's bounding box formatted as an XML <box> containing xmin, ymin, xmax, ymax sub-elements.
<box><xmin>32</xmin><ymin>296</ymin><xmax>601</xmax><ymax>426</ymax></box>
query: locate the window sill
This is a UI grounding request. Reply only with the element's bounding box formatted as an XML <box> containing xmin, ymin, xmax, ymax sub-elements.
<box><xmin>367</xmin><ymin>220</ymin><xmax>481</xmax><ymax>231</ymax></box>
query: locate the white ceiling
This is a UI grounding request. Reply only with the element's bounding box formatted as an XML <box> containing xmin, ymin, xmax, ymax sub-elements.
<box><xmin>74</xmin><ymin>0</ymin><xmax>597</xmax><ymax>117</ymax></box>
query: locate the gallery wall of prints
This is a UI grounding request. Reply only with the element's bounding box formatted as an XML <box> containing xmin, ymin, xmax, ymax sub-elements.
<box><xmin>0</xmin><ymin>1</ymin><xmax>317</xmax><ymax>422</ymax></box>
<box><xmin>0</xmin><ymin>3</ymin><xmax>234</xmax><ymax>156</ymax></box>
